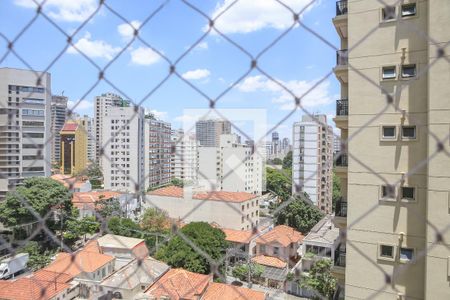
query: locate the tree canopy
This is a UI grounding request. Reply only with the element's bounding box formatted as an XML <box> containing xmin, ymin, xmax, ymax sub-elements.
<box><xmin>332</xmin><ymin>172</ymin><xmax>342</xmax><ymax>211</ymax></box>
<box><xmin>275</xmin><ymin>196</ymin><xmax>323</xmax><ymax>234</ymax></box>
<box><xmin>140</xmin><ymin>208</ymin><xmax>170</xmax><ymax>233</ymax></box>
<box><xmin>282</xmin><ymin>150</ymin><xmax>292</xmax><ymax>169</ymax></box>
<box><xmin>0</xmin><ymin>177</ymin><xmax>72</xmax><ymax>228</ymax></box>
<box><xmin>301</xmin><ymin>259</ymin><xmax>337</xmax><ymax>299</ymax></box>
<box><xmin>266</xmin><ymin>167</ymin><xmax>292</xmax><ymax>201</ymax></box>
<box><xmin>155</xmin><ymin>222</ymin><xmax>228</xmax><ymax>274</ymax></box>
<box><xmin>107</xmin><ymin>217</ymin><xmax>142</xmax><ymax>238</ymax></box>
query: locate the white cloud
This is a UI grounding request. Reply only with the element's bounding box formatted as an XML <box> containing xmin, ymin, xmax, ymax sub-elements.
<box><xmin>130</xmin><ymin>47</ymin><xmax>161</xmax><ymax>66</ymax></box>
<box><xmin>117</xmin><ymin>20</ymin><xmax>141</xmax><ymax>41</ymax></box>
<box><xmin>237</xmin><ymin>75</ymin><xmax>334</xmax><ymax>110</ymax></box>
<box><xmin>14</xmin><ymin>0</ymin><xmax>97</xmax><ymax>22</ymax></box>
<box><xmin>67</xmin><ymin>32</ymin><xmax>120</xmax><ymax>60</ymax></box>
<box><xmin>206</xmin><ymin>0</ymin><xmax>315</xmax><ymax>34</ymax></box>
<box><xmin>146</xmin><ymin>109</ymin><xmax>168</xmax><ymax>120</ymax></box>
<box><xmin>67</xmin><ymin>99</ymin><xmax>93</xmax><ymax>111</ymax></box>
<box><xmin>182</xmin><ymin>69</ymin><xmax>211</xmax><ymax>80</ymax></box>
<box><xmin>196</xmin><ymin>42</ymin><xmax>208</xmax><ymax>50</ymax></box>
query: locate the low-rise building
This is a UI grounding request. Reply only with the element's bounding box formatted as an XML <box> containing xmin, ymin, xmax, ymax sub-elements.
<box><xmin>72</xmin><ymin>190</ymin><xmax>122</xmax><ymax>218</ymax></box>
<box><xmin>203</xmin><ymin>282</ymin><xmax>266</xmax><ymax>300</ymax></box>
<box><xmin>51</xmin><ymin>174</ymin><xmax>92</xmax><ymax>192</ymax></box>
<box><xmin>255</xmin><ymin>225</ymin><xmax>304</xmax><ymax>266</ymax></box>
<box><xmin>251</xmin><ymin>255</ymin><xmax>289</xmax><ymax>289</ymax></box>
<box><xmin>145</xmin><ymin>268</ymin><xmax>211</xmax><ymax>300</ymax></box>
<box><xmin>146</xmin><ymin>186</ymin><xmax>260</xmax><ymax>230</ymax></box>
<box><xmin>97</xmin><ymin>234</ymin><xmax>149</xmax><ymax>269</ymax></box>
<box><xmin>98</xmin><ymin>257</ymin><xmax>169</xmax><ymax>299</ymax></box>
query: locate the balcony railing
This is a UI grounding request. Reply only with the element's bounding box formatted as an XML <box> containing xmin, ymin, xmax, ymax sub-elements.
<box><xmin>334</xmin><ymin>244</ymin><xmax>346</xmax><ymax>267</ymax></box>
<box><xmin>336</xmin><ymin>0</ymin><xmax>348</xmax><ymax>16</ymax></box>
<box><xmin>336</xmin><ymin>49</ymin><xmax>348</xmax><ymax>66</ymax></box>
<box><xmin>336</xmin><ymin>99</ymin><xmax>348</xmax><ymax>116</ymax></box>
<box><xmin>335</xmin><ymin>198</ymin><xmax>347</xmax><ymax>217</ymax></box>
<box><xmin>336</xmin><ymin>153</ymin><xmax>348</xmax><ymax>167</ymax></box>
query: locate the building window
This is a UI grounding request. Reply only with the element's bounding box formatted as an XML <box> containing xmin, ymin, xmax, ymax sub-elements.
<box><xmin>382</xmin><ymin>126</ymin><xmax>396</xmax><ymax>139</ymax></box>
<box><xmin>401</xmin><ymin>64</ymin><xmax>416</xmax><ymax>78</ymax></box>
<box><xmin>402</xmin><ymin>126</ymin><xmax>416</xmax><ymax>139</ymax></box>
<box><xmin>401</xmin><ymin>3</ymin><xmax>417</xmax><ymax>17</ymax></box>
<box><xmin>382</xmin><ymin>66</ymin><xmax>396</xmax><ymax>80</ymax></box>
<box><xmin>382</xmin><ymin>6</ymin><xmax>396</xmax><ymax>21</ymax></box>
<box><xmin>380</xmin><ymin>245</ymin><xmax>394</xmax><ymax>259</ymax></box>
<box><xmin>399</xmin><ymin>247</ymin><xmax>414</xmax><ymax>262</ymax></box>
<box><xmin>273</xmin><ymin>247</ymin><xmax>279</xmax><ymax>255</ymax></box>
<box><xmin>401</xmin><ymin>187</ymin><xmax>415</xmax><ymax>201</ymax></box>
<box><xmin>260</xmin><ymin>245</ymin><xmax>266</xmax><ymax>253</ymax></box>
<box><xmin>381</xmin><ymin>185</ymin><xmax>396</xmax><ymax>200</ymax></box>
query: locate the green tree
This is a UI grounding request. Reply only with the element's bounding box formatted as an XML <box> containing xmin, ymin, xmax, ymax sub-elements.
<box><xmin>0</xmin><ymin>178</ymin><xmax>72</xmax><ymax>230</ymax></box>
<box><xmin>282</xmin><ymin>150</ymin><xmax>292</xmax><ymax>169</ymax></box>
<box><xmin>275</xmin><ymin>196</ymin><xmax>323</xmax><ymax>234</ymax></box>
<box><xmin>155</xmin><ymin>222</ymin><xmax>228</xmax><ymax>274</ymax></box>
<box><xmin>332</xmin><ymin>172</ymin><xmax>341</xmax><ymax>211</ymax></box>
<box><xmin>266</xmin><ymin>167</ymin><xmax>292</xmax><ymax>201</ymax></box>
<box><xmin>96</xmin><ymin>197</ymin><xmax>122</xmax><ymax>219</ymax></box>
<box><xmin>232</xmin><ymin>263</ymin><xmax>265</xmax><ymax>282</ymax></box>
<box><xmin>82</xmin><ymin>162</ymin><xmax>103</xmax><ymax>189</ymax></box>
<box><xmin>19</xmin><ymin>241</ymin><xmax>53</xmax><ymax>271</ymax></box>
<box><xmin>271</xmin><ymin>158</ymin><xmax>283</xmax><ymax>165</ymax></box>
<box><xmin>171</xmin><ymin>178</ymin><xmax>184</xmax><ymax>187</ymax></box>
<box><xmin>300</xmin><ymin>259</ymin><xmax>337</xmax><ymax>299</ymax></box>
<box><xmin>65</xmin><ymin>215</ymin><xmax>100</xmax><ymax>243</ymax></box>
<box><xmin>140</xmin><ymin>208</ymin><xmax>170</xmax><ymax>233</ymax></box>
<box><xmin>107</xmin><ymin>217</ymin><xmax>142</xmax><ymax>238</ymax></box>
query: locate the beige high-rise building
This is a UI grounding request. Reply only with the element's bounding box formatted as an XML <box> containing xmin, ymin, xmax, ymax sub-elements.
<box><xmin>332</xmin><ymin>1</ymin><xmax>450</xmax><ymax>299</ymax></box>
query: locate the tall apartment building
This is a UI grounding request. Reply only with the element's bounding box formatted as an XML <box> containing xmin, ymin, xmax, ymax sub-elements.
<box><xmin>0</xmin><ymin>68</ymin><xmax>51</xmax><ymax>199</ymax></box>
<box><xmin>77</xmin><ymin>115</ymin><xmax>95</xmax><ymax>162</ymax></box>
<box><xmin>94</xmin><ymin>92</ymin><xmax>130</xmax><ymax>163</ymax></box>
<box><xmin>60</xmin><ymin>121</ymin><xmax>88</xmax><ymax>175</ymax></box>
<box><xmin>331</xmin><ymin>1</ymin><xmax>450</xmax><ymax>299</ymax></box>
<box><xmin>292</xmin><ymin>115</ymin><xmax>333</xmax><ymax>213</ymax></box>
<box><xmin>171</xmin><ymin>129</ymin><xmax>198</xmax><ymax>183</ymax></box>
<box><xmin>195</xmin><ymin>119</ymin><xmax>231</xmax><ymax>147</ymax></box>
<box><xmin>198</xmin><ymin>134</ymin><xmax>264</xmax><ymax>195</ymax></box>
<box><xmin>145</xmin><ymin>114</ymin><xmax>172</xmax><ymax>188</ymax></box>
<box><xmin>102</xmin><ymin>106</ymin><xmax>146</xmax><ymax>193</ymax></box>
<box><xmin>50</xmin><ymin>95</ymin><xmax>67</xmax><ymax>165</ymax></box>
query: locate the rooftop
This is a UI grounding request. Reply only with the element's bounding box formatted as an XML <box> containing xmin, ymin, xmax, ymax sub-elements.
<box><xmin>255</xmin><ymin>225</ymin><xmax>304</xmax><ymax>247</ymax></box>
<box><xmin>0</xmin><ymin>277</ymin><xmax>70</xmax><ymax>300</ymax></box>
<box><xmin>303</xmin><ymin>215</ymin><xmax>339</xmax><ymax>245</ymax></box>
<box><xmin>60</xmin><ymin>122</ymin><xmax>79</xmax><ymax>132</ymax></box>
<box><xmin>50</xmin><ymin>174</ymin><xmax>89</xmax><ymax>190</ymax></box>
<box><xmin>145</xmin><ymin>268</ymin><xmax>211</xmax><ymax>300</ymax></box>
<box><xmin>101</xmin><ymin>257</ymin><xmax>169</xmax><ymax>290</ymax></box>
<box><xmin>222</xmin><ymin>228</ymin><xmax>256</xmax><ymax>244</ymax></box>
<box><xmin>97</xmin><ymin>234</ymin><xmax>145</xmax><ymax>250</ymax></box>
<box><xmin>203</xmin><ymin>282</ymin><xmax>266</xmax><ymax>300</ymax></box>
<box><xmin>148</xmin><ymin>186</ymin><xmax>257</xmax><ymax>203</ymax></box>
<box><xmin>72</xmin><ymin>191</ymin><xmax>121</xmax><ymax>209</ymax></box>
<box><xmin>251</xmin><ymin>255</ymin><xmax>287</xmax><ymax>269</ymax></box>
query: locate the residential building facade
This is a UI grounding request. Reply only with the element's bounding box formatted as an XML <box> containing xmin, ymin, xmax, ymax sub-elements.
<box><xmin>292</xmin><ymin>115</ymin><xmax>334</xmax><ymax>213</ymax></box>
<box><xmin>77</xmin><ymin>114</ymin><xmax>95</xmax><ymax>162</ymax></box>
<box><xmin>195</xmin><ymin>119</ymin><xmax>231</xmax><ymax>147</ymax></box>
<box><xmin>332</xmin><ymin>1</ymin><xmax>450</xmax><ymax>299</ymax></box>
<box><xmin>0</xmin><ymin>68</ymin><xmax>51</xmax><ymax>199</ymax></box>
<box><xmin>101</xmin><ymin>106</ymin><xmax>146</xmax><ymax>193</ymax></box>
<box><xmin>60</xmin><ymin>121</ymin><xmax>88</xmax><ymax>175</ymax></box>
<box><xmin>50</xmin><ymin>95</ymin><xmax>67</xmax><ymax>165</ymax></box>
<box><xmin>145</xmin><ymin>115</ymin><xmax>172</xmax><ymax>188</ymax></box>
<box><xmin>170</xmin><ymin>129</ymin><xmax>198</xmax><ymax>183</ymax></box>
<box><xmin>198</xmin><ymin>134</ymin><xmax>264</xmax><ymax>195</ymax></box>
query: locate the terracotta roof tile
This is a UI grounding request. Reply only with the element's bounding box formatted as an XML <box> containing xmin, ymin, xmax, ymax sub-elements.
<box><xmin>145</xmin><ymin>268</ymin><xmax>211</xmax><ymax>300</ymax></box>
<box><xmin>61</xmin><ymin>122</ymin><xmax>79</xmax><ymax>132</ymax></box>
<box><xmin>32</xmin><ymin>269</ymin><xmax>73</xmax><ymax>283</ymax></box>
<box><xmin>72</xmin><ymin>191</ymin><xmax>121</xmax><ymax>209</ymax></box>
<box><xmin>222</xmin><ymin>228</ymin><xmax>256</xmax><ymax>244</ymax></box>
<box><xmin>251</xmin><ymin>255</ymin><xmax>287</xmax><ymax>269</ymax></box>
<box><xmin>148</xmin><ymin>186</ymin><xmax>257</xmax><ymax>203</ymax></box>
<box><xmin>203</xmin><ymin>282</ymin><xmax>266</xmax><ymax>300</ymax></box>
<box><xmin>255</xmin><ymin>225</ymin><xmax>304</xmax><ymax>247</ymax></box>
<box><xmin>0</xmin><ymin>277</ymin><xmax>70</xmax><ymax>300</ymax></box>
<box><xmin>50</xmin><ymin>174</ymin><xmax>89</xmax><ymax>189</ymax></box>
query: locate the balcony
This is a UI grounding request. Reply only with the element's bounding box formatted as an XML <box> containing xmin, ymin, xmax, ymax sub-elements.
<box><xmin>332</xmin><ymin>244</ymin><xmax>346</xmax><ymax>279</ymax></box>
<box><xmin>334</xmin><ymin>99</ymin><xmax>348</xmax><ymax>130</ymax></box>
<box><xmin>333</xmin><ymin>50</ymin><xmax>348</xmax><ymax>83</ymax></box>
<box><xmin>335</xmin><ymin>153</ymin><xmax>348</xmax><ymax>178</ymax></box>
<box><xmin>334</xmin><ymin>198</ymin><xmax>347</xmax><ymax>228</ymax></box>
<box><xmin>333</xmin><ymin>1</ymin><xmax>348</xmax><ymax>39</ymax></box>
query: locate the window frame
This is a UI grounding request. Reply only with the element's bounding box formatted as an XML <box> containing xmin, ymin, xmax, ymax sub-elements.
<box><xmin>378</xmin><ymin>243</ymin><xmax>396</xmax><ymax>261</ymax></box>
<box><xmin>380</xmin><ymin>184</ymin><xmax>397</xmax><ymax>202</ymax></box>
<box><xmin>381</xmin><ymin>5</ymin><xmax>397</xmax><ymax>22</ymax></box>
<box><xmin>401</xmin><ymin>64</ymin><xmax>417</xmax><ymax>79</ymax></box>
<box><xmin>382</xmin><ymin>66</ymin><xmax>397</xmax><ymax>80</ymax></box>
<box><xmin>399</xmin><ymin>247</ymin><xmax>415</xmax><ymax>263</ymax></box>
<box><xmin>400</xmin><ymin>186</ymin><xmax>416</xmax><ymax>202</ymax></box>
<box><xmin>381</xmin><ymin>125</ymin><xmax>397</xmax><ymax>141</ymax></box>
<box><xmin>401</xmin><ymin>125</ymin><xmax>417</xmax><ymax>140</ymax></box>
<box><xmin>401</xmin><ymin>3</ymin><xmax>417</xmax><ymax>18</ymax></box>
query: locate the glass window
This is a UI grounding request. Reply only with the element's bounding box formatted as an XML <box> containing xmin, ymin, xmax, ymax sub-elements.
<box><xmin>402</xmin><ymin>126</ymin><xmax>416</xmax><ymax>139</ymax></box>
<box><xmin>401</xmin><ymin>187</ymin><xmax>415</xmax><ymax>200</ymax></box>
<box><xmin>380</xmin><ymin>245</ymin><xmax>394</xmax><ymax>258</ymax></box>
<box><xmin>260</xmin><ymin>245</ymin><xmax>266</xmax><ymax>253</ymax></box>
<box><xmin>382</xmin><ymin>126</ymin><xmax>396</xmax><ymax>139</ymax></box>
<box><xmin>382</xmin><ymin>66</ymin><xmax>396</xmax><ymax>79</ymax></box>
<box><xmin>400</xmin><ymin>247</ymin><xmax>414</xmax><ymax>261</ymax></box>
<box><xmin>382</xmin><ymin>6</ymin><xmax>396</xmax><ymax>20</ymax></box>
<box><xmin>382</xmin><ymin>185</ymin><xmax>395</xmax><ymax>199</ymax></box>
<box><xmin>401</xmin><ymin>64</ymin><xmax>416</xmax><ymax>78</ymax></box>
<box><xmin>401</xmin><ymin>3</ymin><xmax>417</xmax><ymax>17</ymax></box>
<box><xmin>273</xmin><ymin>247</ymin><xmax>279</xmax><ymax>255</ymax></box>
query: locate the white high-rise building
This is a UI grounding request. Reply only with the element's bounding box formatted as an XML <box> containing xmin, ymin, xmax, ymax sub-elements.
<box><xmin>171</xmin><ymin>129</ymin><xmax>198</xmax><ymax>183</ymax></box>
<box><xmin>94</xmin><ymin>92</ymin><xmax>129</xmax><ymax>163</ymax></box>
<box><xmin>50</xmin><ymin>95</ymin><xmax>67</xmax><ymax>165</ymax></box>
<box><xmin>77</xmin><ymin>115</ymin><xmax>95</xmax><ymax>162</ymax></box>
<box><xmin>102</xmin><ymin>106</ymin><xmax>146</xmax><ymax>193</ymax></box>
<box><xmin>145</xmin><ymin>115</ymin><xmax>172</xmax><ymax>188</ymax></box>
<box><xmin>292</xmin><ymin>114</ymin><xmax>333</xmax><ymax>213</ymax></box>
<box><xmin>0</xmin><ymin>68</ymin><xmax>51</xmax><ymax>199</ymax></box>
<box><xmin>198</xmin><ymin>134</ymin><xmax>264</xmax><ymax>195</ymax></box>
<box><xmin>195</xmin><ymin>119</ymin><xmax>231</xmax><ymax>147</ymax></box>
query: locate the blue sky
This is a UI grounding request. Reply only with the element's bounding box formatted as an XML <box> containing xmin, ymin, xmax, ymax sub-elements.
<box><xmin>0</xmin><ymin>0</ymin><xmax>340</xmax><ymax>140</ymax></box>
